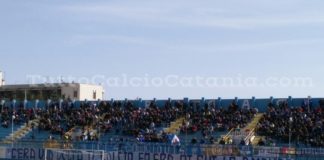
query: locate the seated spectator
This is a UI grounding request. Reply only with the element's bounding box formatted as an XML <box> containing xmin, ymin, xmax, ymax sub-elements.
<box><xmin>256</xmin><ymin>100</ymin><xmax>324</xmax><ymax>147</ymax></box>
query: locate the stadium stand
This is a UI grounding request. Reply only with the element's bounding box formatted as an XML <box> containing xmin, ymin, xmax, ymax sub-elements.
<box><xmin>0</xmin><ymin>98</ymin><xmax>256</xmax><ymax>146</ymax></box>
<box><xmin>2</xmin><ymin>97</ymin><xmax>324</xmax><ymax>159</ymax></box>
<box><xmin>256</xmin><ymin>100</ymin><xmax>324</xmax><ymax>147</ymax></box>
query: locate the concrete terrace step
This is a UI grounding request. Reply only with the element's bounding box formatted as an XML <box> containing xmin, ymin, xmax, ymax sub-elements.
<box><xmin>164</xmin><ymin>117</ymin><xmax>185</xmax><ymax>134</ymax></box>
<box><xmin>243</xmin><ymin>113</ymin><xmax>264</xmax><ymax>131</ymax></box>
<box><xmin>219</xmin><ymin>113</ymin><xmax>264</xmax><ymax>144</ymax></box>
<box><xmin>252</xmin><ymin>136</ymin><xmax>265</xmax><ymax>146</ymax></box>
<box><xmin>2</xmin><ymin>119</ymin><xmax>40</xmax><ymax>144</ymax></box>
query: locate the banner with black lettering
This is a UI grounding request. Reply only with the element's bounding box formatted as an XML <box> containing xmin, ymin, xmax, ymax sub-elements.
<box><xmin>6</xmin><ymin>147</ymin><xmax>295</xmax><ymax>160</ymax></box>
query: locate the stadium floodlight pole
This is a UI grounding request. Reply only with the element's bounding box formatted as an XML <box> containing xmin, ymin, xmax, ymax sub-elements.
<box><xmin>11</xmin><ymin>114</ymin><xmax>13</xmax><ymax>147</ymax></box>
<box><xmin>97</xmin><ymin>123</ymin><xmax>100</xmax><ymax>150</ymax></box>
<box><xmin>12</xmin><ymin>99</ymin><xmax>16</xmax><ymax>147</ymax></box>
<box><xmin>289</xmin><ymin>117</ymin><xmax>293</xmax><ymax>149</ymax></box>
<box><xmin>0</xmin><ymin>100</ymin><xmax>4</xmax><ymax>113</ymax></box>
<box><xmin>11</xmin><ymin>114</ymin><xmax>13</xmax><ymax>145</ymax></box>
<box><xmin>24</xmin><ymin>89</ymin><xmax>27</xmax><ymax>109</ymax></box>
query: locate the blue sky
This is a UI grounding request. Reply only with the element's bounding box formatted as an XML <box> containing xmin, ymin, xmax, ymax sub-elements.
<box><xmin>0</xmin><ymin>0</ymin><xmax>324</xmax><ymax>100</ymax></box>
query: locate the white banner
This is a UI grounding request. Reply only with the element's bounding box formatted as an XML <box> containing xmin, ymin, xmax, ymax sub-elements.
<box><xmin>6</xmin><ymin>147</ymin><xmax>295</xmax><ymax>160</ymax></box>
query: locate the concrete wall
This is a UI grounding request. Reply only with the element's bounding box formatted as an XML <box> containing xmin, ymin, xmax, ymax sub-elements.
<box><xmin>0</xmin><ymin>82</ymin><xmax>104</xmax><ymax>101</ymax></box>
<box><xmin>61</xmin><ymin>83</ymin><xmax>104</xmax><ymax>100</ymax></box>
<box><xmin>79</xmin><ymin>84</ymin><xmax>104</xmax><ymax>101</ymax></box>
<box><xmin>0</xmin><ymin>71</ymin><xmax>4</xmax><ymax>86</ymax></box>
<box><xmin>61</xmin><ymin>83</ymin><xmax>80</xmax><ymax>100</ymax></box>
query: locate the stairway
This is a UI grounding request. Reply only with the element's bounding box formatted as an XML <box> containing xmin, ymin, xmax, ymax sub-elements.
<box><xmin>2</xmin><ymin>119</ymin><xmax>40</xmax><ymax>144</ymax></box>
<box><xmin>164</xmin><ymin>117</ymin><xmax>185</xmax><ymax>134</ymax></box>
<box><xmin>247</xmin><ymin>113</ymin><xmax>265</xmax><ymax>146</ymax></box>
<box><xmin>219</xmin><ymin>113</ymin><xmax>264</xmax><ymax>144</ymax></box>
<box><xmin>65</xmin><ymin>113</ymin><xmax>109</xmax><ymax>141</ymax></box>
<box><xmin>63</xmin><ymin>113</ymin><xmax>109</xmax><ymax>140</ymax></box>
<box><xmin>243</xmin><ymin>113</ymin><xmax>264</xmax><ymax>131</ymax></box>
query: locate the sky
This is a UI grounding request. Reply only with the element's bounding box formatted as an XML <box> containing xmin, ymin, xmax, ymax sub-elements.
<box><xmin>0</xmin><ymin>0</ymin><xmax>324</xmax><ymax>100</ymax></box>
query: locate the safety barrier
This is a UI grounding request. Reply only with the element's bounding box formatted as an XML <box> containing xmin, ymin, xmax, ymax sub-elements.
<box><xmin>1</xmin><ymin>139</ymin><xmax>324</xmax><ymax>158</ymax></box>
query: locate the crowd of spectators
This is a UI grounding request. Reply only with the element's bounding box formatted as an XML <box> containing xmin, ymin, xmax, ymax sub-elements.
<box><xmin>4</xmin><ymin>98</ymin><xmax>324</xmax><ymax>148</ymax></box>
<box><xmin>8</xmin><ymin>99</ymin><xmax>185</xmax><ymax>143</ymax></box>
<box><xmin>96</xmin><ymin>100</ymin><xmax>184</xmax><ymax>143</ymax></box>
<box><xmin>39</xmin><ymin>100</ymin><xmax>102</xmax><ymax>141</ymax></box>
<box><xmin>0</xmin><ymin>99</ymin><xmax>257</xmax><ymax>145</ymax></box>
<box><xmin>180</xmin><ymin>101</ymin><xmax>257</xmax><ymax>144</ymax></box>
<box><xmin>256</xmin><ymin>100</ymin><xmax>324</xmax><ymax>147</ymax></box>
<box><xmin>0</xmin><ymin>102</ymin><xmax>35</xmax><ymax>128</ymax></box>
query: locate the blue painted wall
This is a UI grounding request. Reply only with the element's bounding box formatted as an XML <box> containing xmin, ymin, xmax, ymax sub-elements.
<box><xmin>0</xmin><ymin>97</ymin><xmax>320</xmax><ymax>113</ymax></box>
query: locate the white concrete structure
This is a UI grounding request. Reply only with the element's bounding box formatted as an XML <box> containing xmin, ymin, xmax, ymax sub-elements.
<box><xmin>0</xmin><ymin>83</ymin><xmax>104</xmax><ymax>101</ymax></box>
<box><xmin>0</xmin><ymin>70</ymin><xmax>104</xmax><ymax>100</ymax></box>
<box><xmin>0</xmin><ymin>71</ymin><xmax>4</xmax><ymax>86</ymax></box>
<box><xmin>61</xmin><ymin>83</ymin><xmax>105</xmax><ymax>101</ymax></box>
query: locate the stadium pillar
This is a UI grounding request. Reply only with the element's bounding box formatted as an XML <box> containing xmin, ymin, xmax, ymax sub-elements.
<box><xmin>153</xmin><ymin>98</ymin><xmax>156</xmax><ymax>107</ymax></box>
<box><xmin>24</xmin><ymin>89</ymin><xmax>27</xmax><ymax>102</ymax></box>
<box><xmin>200</xmin><ymin>97</ymin><xmax>205</xmax><ymax>110</ymax></box>
<box><xmin>270</xmin><ymin>96</ymin><xmax>274</xmax><ymax>104</ymax></box>
<box><xmin>110</xmin><ymin>98</ymin><xmax>114</xmax><ymax>107</ymax></box>
<box><xmin>97</xmin><ymin>98</ymin><xmax>101</xmax><ymax>106</ymax></box>
<box><xmin>183</xmin><ymin>97</ymin><xmax>189</xmax><ymax>105</ymax></box>
<box><xmin>35</xmin><ymin>99</ymin><xmax>39</xmax><ymax>110</ymax></box>
<box><xmin>59</xmin><ymin>99</ymin><xmax>63</xmax><ymax>110</ymax></box>
<box><xmin>288</xmin><ymin>96</ymin><xmax>293</xmax><ymax>108</ymax></box>
<box><xmin>183</xmin><ymin>98</ymin><xmax>189</xmax><ymax>114</ymax></box>
<box><xmin>12</xmin><ymin>99</ymin><xmax>16</xmax><ymax>111</ymax></box>
<box><xmin>234</xmin><ymin>97</ymin><xmax>238</xmax><ymax>106</ymax></box>
<box><xmin>252</xmin><ymin>96</ymin><xmax>256</xmax><ymax>108</ymax></box>
<box><xmin>124</xmin><ymin>98</ymin><xmax>128</xmax><ymax>108</ymax></box>
<box><xmin>72</xmin><ymin>99</ymin><xmax>76</xmax><ymax>109</ymax></box>
<box><xmin>47</xmin><ymin>99</ymin><xmax>51</xmax><ymax>110</ymax></box>
<box><xmin>168</xmin><ymin>98</ymin><xmax>171</xmax><ymax>109</ymax></box>
<box><xmin>307</xmin><ymin>96</ymin><xmax>312</xmax><ymax>112</ymax></box>
<box><xmin>217</xmin><ymin>97</ymin><xmax>222</xmax><ymax>108</ymax></box>
<box><xmin>137</xmin><ymin>98</ymin><xmax>142</xmax><ymax>108</ymax></box>
<box><xmin>24</xmin><ymin>99</ymin><xmax>28</xmax><ymax>110</ymax></box>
